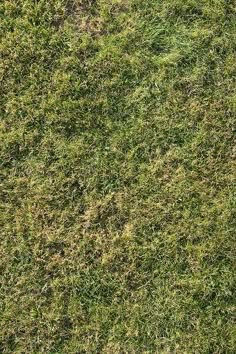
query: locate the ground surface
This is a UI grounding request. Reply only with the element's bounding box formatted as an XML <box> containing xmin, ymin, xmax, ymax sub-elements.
<box><xmin>1</xmin><ymin>0</ymin><xmax>236</xmax><ymax>353</ymax></box>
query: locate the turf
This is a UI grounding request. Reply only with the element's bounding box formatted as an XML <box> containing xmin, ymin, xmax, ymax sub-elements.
<box><xmin>0</xmin><ymin>0</ymin><xmax>236</xmax><ymax>352</ymax></box>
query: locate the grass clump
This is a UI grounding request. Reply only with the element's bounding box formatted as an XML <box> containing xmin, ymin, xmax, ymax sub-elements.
<box><xmin>0</xmin><ymin>0</ymin><xmax>236</xmax><ymax>352</ymax></box>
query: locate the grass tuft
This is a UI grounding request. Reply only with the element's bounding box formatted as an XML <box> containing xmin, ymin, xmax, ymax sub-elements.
<box><xmin>1</xmin><ymin>0</ymin><xmax>236</xmax><ymax>352</ymax></box>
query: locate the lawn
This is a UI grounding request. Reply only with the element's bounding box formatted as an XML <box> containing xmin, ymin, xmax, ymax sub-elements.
<box><xmin>0</xmin><ymin>0</ymin><xmax>236</xmax><ymax>352</ymax></box>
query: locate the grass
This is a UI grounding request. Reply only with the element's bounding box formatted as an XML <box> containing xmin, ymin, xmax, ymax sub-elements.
<box><xmin>0</xmin><ymin>0</ymin><xmax>236</xmax><ymax>352</ymax></box>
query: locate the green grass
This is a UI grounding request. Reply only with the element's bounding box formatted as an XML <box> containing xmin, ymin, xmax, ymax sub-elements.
<box><xmin>1</xmin><ymin>0</ymin><xmax>236</xmax><ymax>352</ymax></box>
